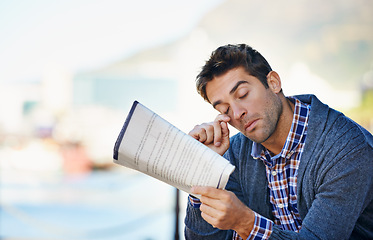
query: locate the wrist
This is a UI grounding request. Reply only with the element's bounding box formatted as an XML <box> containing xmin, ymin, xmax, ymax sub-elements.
<box><xmin>234</xmin><ymin>207</ymin><xmax>255</xmax><ymax>239</ymax></box>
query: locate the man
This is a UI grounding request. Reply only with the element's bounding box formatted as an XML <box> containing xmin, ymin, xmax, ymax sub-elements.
<box><xmin>184</xmin><ymin>44</ymin><xmax>373</xmax><ymax>239</ymax></box>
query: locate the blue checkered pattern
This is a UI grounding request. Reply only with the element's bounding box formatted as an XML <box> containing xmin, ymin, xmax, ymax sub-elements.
<box><xmin>232</xmin><ymin>97</ymin><xmax>310</xmax><ymax>239</ymax></box>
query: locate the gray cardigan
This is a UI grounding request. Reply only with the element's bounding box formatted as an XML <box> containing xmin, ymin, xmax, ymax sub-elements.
<box><xmin>185</xmin><ymin>94</ymin><xmax>373</xmax><ymax>239</ymax></box>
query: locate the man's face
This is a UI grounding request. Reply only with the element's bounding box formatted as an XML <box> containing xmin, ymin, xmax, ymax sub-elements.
<box><xmin>205</xmin><ymin>66</ymin><xmax>283</xmax><ymax>144</ymax></box>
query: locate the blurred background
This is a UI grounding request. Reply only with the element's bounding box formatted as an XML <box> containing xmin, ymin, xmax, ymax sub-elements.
<box><xmin>0</xmin><ymin>0</ymin><xmax>372</xmax><ymax>239</ymax></box>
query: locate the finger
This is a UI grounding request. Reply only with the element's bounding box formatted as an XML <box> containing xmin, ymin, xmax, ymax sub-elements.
<box><xmin>214</xmin><ymin>115</ymin><xmax>230</xmax><ymax>146</ymax></box>
<box><xmin>200</xmin><ymin>210</ymin><xmax>218</xmax><ymax>228</ymax></box>
<box><xmin>200</xmin><ymin>203</ymin><xmax>223</xmax><ymax>224</ymax></box>
<box><xmin>204</xmin><ymin>124</ymin><xmax>215</xmax><ymax>145</ymax></box>
<box><xmin>213</xmin><ymin>120</ymin><xmax>222</xmax><ymax>147</ymax></box>
<box><xmin>220</xmin><ymin>121</ymin><xmax>230</xmax><ymax>139</ymax></box>
<box><xmin>188</xmin><ymin>127</ymin><xmax>199</xmax><ymax>139</ymax></box>
<box><xmin>189</xmin><ymin>126</ymin><xmax>207</xmax><ymax>142</ymax></box>
<box><xmin>215</xmin><ymin>114</ymin><xmax>231</xmax><ymax>123</ymax></box>
<box><xmin>200</xmin><ymin>202</ymin><xmax>226</xmax><ymax>230</ymax></box>
<box><xmin>200</xmin><ymin>196</ymin><xmax>226</xmax><ymax>212</ymax></box>
<box><xmin>197</xmin><ymin>128</ymin><xmax>208</xmax><ymax>143</ymax></box>
<box><xmin>191</xmin><ymin>186</ymin><xmax>221</xmax><ymax>199</ymax></box>
<box><xmin>200</xmin><ymin>202</ymin><xmax>220</xmax><ymax>216</ymax></box>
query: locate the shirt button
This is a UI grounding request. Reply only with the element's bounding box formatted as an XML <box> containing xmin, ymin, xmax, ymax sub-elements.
<box><xmin>272</xmin><ymin>171</ymin><xmax>277</xmax><ymax>176</ymax></box>
<box><xmin>278</xmin><ymin>203</ymin><xmax>284</xmax><ymax>208</ymax></box>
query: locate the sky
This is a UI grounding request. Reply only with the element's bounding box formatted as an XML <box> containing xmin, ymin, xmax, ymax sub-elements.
<box><xmin>0</xmin><ymin>0</ymin><xmax>224</xmax><ymax>83</ymax></box>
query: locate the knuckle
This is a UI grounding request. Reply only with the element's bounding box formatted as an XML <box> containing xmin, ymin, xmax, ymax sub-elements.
<box><xmin>215</xmin><ymin>114</ymin><xmax>224</xmax><ymax>120</ymax></box>
<box><xmin>221</xmin><ymin>192</ymin><xmax>233</xmax><ymax>204</ymax></box>
<box><xmin>216</xmin><ymin>212</ymin><xmax>226</xmax><ymax>223</ymax></box>
<box><xmin>189</xmin><ymin>125</ymin><xmax>201</xmax><ymax>134</ymax></box>
<box><xmin>205</xmin><ymin>124</ymin><xmax>214</xmax><ymax>131</ymax></box>
<box><xmin>220</xmin><ymin>203</ymin><xmax>230</xmax><ymax>214</ymax></box>
<box><xmin>194</xmin><ymin>124</ymin><xmax>203</xmax><ymax>130</ymax></box>
<box><xmin>193</xmin><ymin>124</ymin><xmax>200</xmax><ymax>129</ymax></box>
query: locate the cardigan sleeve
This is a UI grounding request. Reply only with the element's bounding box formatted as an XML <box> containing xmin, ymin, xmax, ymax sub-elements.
<box><xmin>270</xmin><ymin>141</ymin><xmax>373</xmax><ymax>240</ymax></box>
<box><xmin>184</xmin><ymin>145</ymin><xmax>239</xmax><ymax>239</ymax></box>
<box><xmin>184</xmin><ymin>135</ymin><xmax>246</xmax><ymax>240</ymax></box>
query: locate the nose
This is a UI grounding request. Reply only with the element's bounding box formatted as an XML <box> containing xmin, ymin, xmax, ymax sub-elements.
<box><xmin>232</xmin><ymin>103</ymin><xmax>246</xmax><ymax>120</ymax></box>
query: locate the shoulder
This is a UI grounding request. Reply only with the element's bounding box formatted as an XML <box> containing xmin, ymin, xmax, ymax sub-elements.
<box><xmin>297</xmin><ymin>94</ymin><xmax>373</xmax><ymax>150</ymax></box>
<box><xmin>313</xmin><ymin>104</ymin><xmax>372</xmax><ymax>153</ymax></box>
<box><xmin>298</xmin><ymin>94</ymin><xmax>373</xmax><ymax>181</ymax></box>
<box><xmin>327</xmin><ymin>114</ymin><xmax>372</xmax><ymax>147</ymax></box>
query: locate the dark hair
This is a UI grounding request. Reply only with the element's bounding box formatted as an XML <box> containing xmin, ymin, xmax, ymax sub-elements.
<box><xmin>196</xmin><ymin>44</ymin><xmax>272</xmax><ymax>102</ymax></box>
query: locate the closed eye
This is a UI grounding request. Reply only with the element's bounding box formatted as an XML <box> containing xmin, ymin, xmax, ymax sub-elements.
<box><xmin>239</xmin><ymin>92</ymin><xmax>248</xmax><ymax>99</ymax></box>
<box><xmin>224</xmin><ymin>107</ymin><xmax>230</xmax><ymax>115</ymax></box>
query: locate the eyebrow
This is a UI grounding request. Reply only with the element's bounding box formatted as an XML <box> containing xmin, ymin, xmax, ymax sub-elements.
<box><xmin>212</xmin><ymin>80</ymin><xmax>249</xmax><ymax>108</ymax></box>
<box><xmin>230</xmin><ymin>80</ymin><xmax>249</xmax><ymax>95</ymax></box>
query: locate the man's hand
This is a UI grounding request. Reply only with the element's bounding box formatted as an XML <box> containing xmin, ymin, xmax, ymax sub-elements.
<box><xmin>188</xmin><ymin>114</ymin><xmax>230</xmax><ymax>155</ymax></box>
<box><xmin>191</xmin><ymin>186</ymin><xmax>255</xmax><ymax>239</ymax></box>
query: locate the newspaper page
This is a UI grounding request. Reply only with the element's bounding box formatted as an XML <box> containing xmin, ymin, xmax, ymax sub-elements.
<box><xmin>113</xmin><ymin>101</ymin><xmax>235</xmax><ymax>194</ymax></box>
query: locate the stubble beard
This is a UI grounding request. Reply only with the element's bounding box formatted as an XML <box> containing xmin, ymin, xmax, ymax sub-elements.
<box><xmin>242</xmin><ymin>96</ymin><xmax>283</xmax><ymax>144</ymax></box>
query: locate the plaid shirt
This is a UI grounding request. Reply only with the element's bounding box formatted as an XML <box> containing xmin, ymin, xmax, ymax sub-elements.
<box><xmin>189</xmin><ymin>97</ymin><xmax>310</xmax><ymax>240</ymax></box>
<box><xmin>233</xmin><ymin>97</ymin><xmax>310</xmax><ymax>239</ymax></box>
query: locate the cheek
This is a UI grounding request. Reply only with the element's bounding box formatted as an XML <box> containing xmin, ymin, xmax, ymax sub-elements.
<box><xmin>228</xmin><ymin>117</ymin><xmax>249</xmax><ymax>133</ymax></box>
<box><xmin>228</xmin><ymin>118</ymin><xmax>238</xmax><ymax>128</ymax></box>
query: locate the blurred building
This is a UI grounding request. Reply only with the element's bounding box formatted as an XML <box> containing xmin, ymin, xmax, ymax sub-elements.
<box><xmin>1</xmin><ymin>0</ymin><xmax>373</xmax><ymax>164</ymax></box>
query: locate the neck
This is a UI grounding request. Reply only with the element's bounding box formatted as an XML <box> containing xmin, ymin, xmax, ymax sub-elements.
<box><xmin>262</xmin><ymin>97</ymin><xmax>294</xmax><ymax>155</ymax></box>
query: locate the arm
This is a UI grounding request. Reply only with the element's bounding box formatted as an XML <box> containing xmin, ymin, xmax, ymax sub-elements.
<box><xmin>289</xmin><ymin>146</ymin><xmax>372</xmax><ymax>239</ymax></box>
<box><xmin>189</xmin><ymin>145</ymin><xmax>373</xmax><ymax>240</ymax></box>
<box><xmin>185</xmin><ymin>195</ymin><xmax>233</xmax><ymax>240</ymax></box>
<box><xmin>269</xmin><ymin>143</ymin><xmax>373</xmax><ymax>240</ymax></box>
<box><xmin>186</xmin><ymin>117</ymin><xmax>275</xmax><ymax>239</ymax></box>
<box><xmin>185</xmin><ymin>114</ymin><xmax>233</xmax><ymax>239</ymax></box>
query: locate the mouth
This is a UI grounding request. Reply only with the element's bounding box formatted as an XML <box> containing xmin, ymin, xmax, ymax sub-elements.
<box><xmin>244</xmin><ymin>119</ymin><xmax>259</xmax><ymax>132</ymax></box>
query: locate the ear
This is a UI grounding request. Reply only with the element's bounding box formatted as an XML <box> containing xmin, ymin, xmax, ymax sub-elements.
<box><xmin>266</xmin><ymin>71</ymin><xmax>282</xmax><ymax>94</ymax></box>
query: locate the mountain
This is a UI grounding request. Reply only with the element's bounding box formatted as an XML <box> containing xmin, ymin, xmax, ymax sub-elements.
<box><xmin>76</xmin><ymin>0</ymin><xmax>373</xmax><ymax>113</ymax></box>
<box><xmin>197</xmin><ymin>0</ymin><xmax>373</xmax><ymax>87</ymax></box>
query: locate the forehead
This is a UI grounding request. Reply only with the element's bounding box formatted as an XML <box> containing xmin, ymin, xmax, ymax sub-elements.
<box><xmin>205</xmin><ymin>67</ymin><xmax>259</xmax><ymax>103</ymax></box>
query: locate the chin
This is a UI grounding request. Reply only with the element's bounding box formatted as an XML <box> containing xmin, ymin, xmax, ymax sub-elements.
<box><xmin>243</xmin><ymin>131</ymin><xmax>269</xmax><ymax>144</ymax></box>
